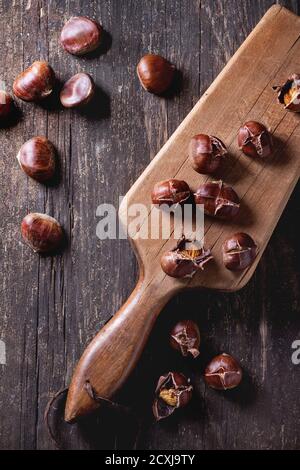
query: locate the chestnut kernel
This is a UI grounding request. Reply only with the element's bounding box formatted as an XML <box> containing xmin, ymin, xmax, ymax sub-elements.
<box><xmin>222</xmin><ymin>232</ymin><xmax>257</xmax><ymax>271</ymax></box>
<box><xmin>137</xmin><ymin>54</ymin><xmax>175</xmax><ymax>95</ymax></box>
<box><xmin>151</xmin><ymin>179</ymin><xmax>190</xmax><ymax>206</ymax></box>
<box><xmin>0</xmin><ymin>90</ymin><xmax>13</xmax><ymax>119</ymax></box>
<box><xmin>204</xmin><ymin>353</ymin><xmax>242</xmax><ymax>390</ymax></box>
<box><xmin>194</xmin><ymin>180</ymin><xmax>240</xmax><ymax>220</ymax></box>
<box><xmin>153</xmin><ymin>372</ymin><xmax>193</xmax><ymax>421</ymax></box>
<box><xmin>274</xmin><ymin>74</ymin><xmax>300</xmax><ymax>112</ymax></box>
<box><xmin>21</xmin><ymin>213</ymin><xmax>64</xmax><ymax>254</ymax></box>
<box><xmin>238</xmin><ymin>121</ymin><xmax>273</xmax><ymax>158</ymax></box>
<box><xmin>13</xmin><ymin>61</ymin><xmax>55</xmax><ymax>102</ymax></box>
<box><xmin>60</xmin><ymin>16</ymin><xmax>103</xmax><ymax>56</ymax></box>
<box><xmin>170</xmin><ymin>320</ymin><xmax>200</xmax><ymax>358</ymax></box>
<box><xmin>17</xmin><ymin>136</ymin><xmax>56</xmax><ymax>183</ymax></box>
<box><xmin>161</xmin><ymin>237</ymin><xmax>213</xmax><ymax>279</ymax></box>
<box><xmin>188</xmin><ymin>134</ymin><xmax>227</xmax><ymax>174</ymax></box>
<box><xmin>60</xmin><ymin>73</ymin><xmax>95</xmax><ymax>108</ymax></box>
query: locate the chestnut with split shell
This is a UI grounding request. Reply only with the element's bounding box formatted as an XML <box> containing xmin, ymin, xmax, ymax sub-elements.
<box><xmin>188</xmin><ymin>134</ymin><xmax>227</xmax><ymax>174</ymax></box>
<box><xmin>60</xmin><ymin>16</ymin><xmax>103</xmax><ymax>56</ymax></box>
<box><xmin>170</xmin><ymin>320</ymin><xmax>200</xmax><ymax>358</ymax></box>
<box><xmin>17</xmin><ymin>136</ymin><xmax>56</xmax><ymax>183</ymax></box>
<box><xmin>204</xmin><ymin>353</ymin><xmax>243</xmax><ymax>390</ymax></box>
<box><xmin>151</xmin><ymin>179</ymin><xmax>191</xmax><ymax>206</ymax></box>
<box><xmin>153</xmin><ymin>372</ymin><xmax>193</xmax><ymax>421</ymax></box>
<box><xmin>137</xmin><ymin>54</ymin><xmax>175</xmax><ymax>95</ymax></box>
<box><xmin>13</xmin><ymin>61</ymin><xmax>55</xmax><ymax>102</ymax></box>
<box><xmin>274</xmin><ymin>73</ymin><xmax>300</xmax><ymax>112</ymax></box>
<box><xmin>161</xmin><ymin>237</ymin><xmax>213</xmax><ymax>279</ymax></box>
<box><xmin>194</xmin><ymin>180</ymin><xmax>240</xmax><ymax>220</ymax></box>
<box><xmin>21</xmin><ymin>213</ymin><xmax>64</xmax><ymax>254</ymax></box>
<box><xmin>222</xmin><ymin>232</ymin><xmax>257</xmax><ymax>271</ymax></box>
<box><xmin>238</xmin><ymin>121</ymin><xmax>273</xmax><ymax>158</ymax></box>
<box><xmin>60</xmin><ymin>73</ymin><xmax>95</xmax><ymax>108</ymax></box>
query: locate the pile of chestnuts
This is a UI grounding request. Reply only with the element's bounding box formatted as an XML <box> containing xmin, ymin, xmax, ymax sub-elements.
<box><xmin>153</xmin><ymin>318</ymin><xmax>243</xmax><ymax>421</ymax></box>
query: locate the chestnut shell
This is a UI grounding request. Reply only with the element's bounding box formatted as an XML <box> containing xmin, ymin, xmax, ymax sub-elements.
<box><xmin>170</xmin><ymin>320</ymin><xmax>200</xmax><ymax>358</ymax></box>
<box><xmin>137</xmin><ymin>54</ymin><xmax>175</xmax><ymax>94</ymax></box>
<box><xmin>274</xmin><ymin>73</ymin><xmax>300</xmax><ymax>112</ymax></box>
<box><xmin>21</xmin><ymin>213</ymin><xmax>64</xmax><ymax>254</ymax></box>
<box><xmin>0</xmin><ymin>90</ymin><xmax>13</xmax><ymax>119</ymax></box>
<box><xmin>188</xmin><ymin>134</ymin><xmax>227</xmax><ymax>174</ymax></box>
<box><xmin>153</xmin><ymin>372</ymin><xmax>193</xmax><ymax>421</ymax></box>
<box><xmin>13</xmin><ymin>61</ymin><xmax>55</xmax><ymax>102</ymax></box>
<box><xmin>60</xmin><ymin>16</ymin><xmax>103</xmax><ymax>56</ymax></box>
<box><xmin>204</xmin><ymin>353</ymin><xmax>242</xmax><ymax>390</ymax></box>
<box><xmin>151</xmin><ymin>179</ymin><xmax>190</xmax><ymax>206</ymax></box>
<box><xmin>194</xmin><ymin>180</ymin><xmax>240</xmax><ymax>220</ymax></box>
<box><xmin>60</xmin><ymin>73</ymin><xmax>95</xmax><ymax>108</ymax></box>
<box><xmin>238</xmin><ymin>121</ymin><xmax>273</xmax><ymax>158</ymax></box>
<box><xmin>17</xmin><ymin>136</ymin><xmax>56</xmax><ymax>183</ymax></box>
<box><xmin>222</xmin><ymin>232</ymin><xmax>257</xmax><ymax>271</ymax></box>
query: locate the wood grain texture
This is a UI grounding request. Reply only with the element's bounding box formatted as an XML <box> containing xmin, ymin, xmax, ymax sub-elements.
<box><xmin>0</xmin><ymin>0</ymin><xmax>299</xmax><ymax>450</ymax></box>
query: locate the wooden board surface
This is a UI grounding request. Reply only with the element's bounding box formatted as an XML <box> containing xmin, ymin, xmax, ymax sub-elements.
<box><xmin>120</xmin><ymin>4</ymin><xmax>300</xmax><ymax>292</ymax></box>
<box><xmin>0</xmin><ymin>0</ymin><xmax>299</xmax><ymax>450</ymax></box>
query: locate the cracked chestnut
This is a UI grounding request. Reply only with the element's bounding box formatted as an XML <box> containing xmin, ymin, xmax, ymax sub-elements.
<box><xmin>238</xmin><ymin>121</ymin><xmax>273</xmax><ymax>158</ymax></box>
<box><xmin>161</xmin><ymin>237</ymin><xmax>213</xmax><ymax>279</ymax></box>
<box><xmin>151</xmin><ymin>179</ymin><xmax>190</xmax><ymax>206</ymax></box>
<box><xmin>153</xmin><ymin>372</ymin><xmax>193</xmax><ymax>421</ymax></box>
<box><xmin>188</xmin><ymin>134</ymin><xmax>227</xmax><ymax>174</ymax></box>
<box><xmin>194</xmin><ymin>180</ymin><xmax>240</xmax><ymax>220</ymax></box>
<box><xmin>204</xmin><ymin>353</ymin><xmax>242</xmax><ymax>390</ymax></box>
<box><xmin>170</xmin><ymin>320</ymin><xmax>200</xmax><ymax>358</ymax></box>
<box><xmin>60</xmin><ymin>73</ymin><xmax>95</xmax><ymax>108</ymax></box>
<box><xmin>17</xmin><ymin>136</ymin><xmax>56</xmax><ymax>183</ymax></box>
<box><xmin>222</xmin><ymin>232</ymin><xmax>257</xmax><ymax>271</ymax></box>
<box><xmin>137</xmin><ymin>54</ymin><xmax>175</xmax><ymax>94</ymax></box>
<box><xmin>274</xmin><ymin>73</ymin><xmax>300</xmax><ymax>112</ymax></box>
<box><xmin>60</xmin><ymin>16</ymin><xmax>103</xmax><ymax>56</ymax></box>
<box><xmin>0</xmin><ymin>90</ymin><xmax>13</xmax><ymax>119</ymax></box>
<box><xmin>21</xmin><ymin>213</ymin><xmax>64</xmax><ymax>254</ymax></box>
<box><xmin>13</xmin><ymin>61</ymin><xmax>55</xmax><ymax>102</ymax></box>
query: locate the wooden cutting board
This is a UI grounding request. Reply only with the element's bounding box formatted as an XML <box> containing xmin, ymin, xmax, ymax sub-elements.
<box><xmin>64</xmin><ymin>5</ymin><xmax>300</xmax><ymax>422</ymax></box>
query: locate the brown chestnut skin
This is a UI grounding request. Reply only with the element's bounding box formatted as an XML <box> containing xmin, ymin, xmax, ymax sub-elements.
<box><xmin>60</xmin><ymin>73</ymin><xmax>95</xmax><ymax>108</ymax></box>
<box><xmin>151</xmin><ymin>179</ymin><xmax>190</xmax><ymax>206</ymax></box>
<box><xmin>274</xmin><ymin>73</ymin><xmax>300</xmax><ymax>112</ymax></box>
<box><xmin>137</xmin><ymin>54</ymin><xmax>175</xmax><ymax>95</ymax></box>
<box><xmin>0</xmin><ymin>90</ymin><xmax>13</xmax><ymax>119</ymax></box>
<box><xmin>60</xmin><ymin>16</ymin><xmax>102</xmax><ymax>56</ymax></box>
<box><xmin>170</xmin><ymin>320</ymin><xmax>200</xmax><ymax>358</ymax></box>
<box><xmin>189</xmin><ymin>134</ymin><xmax>227</xmax><ymax>174</ymax></box>
<box><xmin>13</xmin><ymin>61</ymin><xmax>55</xmax><ymax>102</ymax></box>
<box><xmin>204</xmin><ymin>353</ymin><xmax>242</xmax><ymax>390</ymax></box>
<box><xmin>21</xmin><ymin>213</ymin><xmax>64</xmax><ymax>254</ymax></box>
<box><xmin>238</xmin><ymin>121</ymin><xmax>273</xmax><ymax>158</ymax></box>
<box><xmin>17</xmin><ymin>136</ymin><xmax>56</xmax><ymax>183</ymax></box>
<box><xmin>222</xmin><ymin>232</ymin><xmax>257</xmax><ymax>271</ymax></box>
<box><xmin>153</xmin><ymin>372</ymin><xmax>193</xmax><ymax>421</ymax></box>
<box><xmin>194</xmin><ymin>180</ymin><xmax>240</xmax><ymax>220</ymax></box>
<box><xmin>161</xmin><ymin>237</ymin><xmax>213</xmax><ymax>279</ymax></box>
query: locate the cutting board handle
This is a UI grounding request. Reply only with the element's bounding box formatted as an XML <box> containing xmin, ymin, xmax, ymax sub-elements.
<box><xmin>64</xmin><ymin>275</ymin><xmax>176</xmax><ymax>422</ymax></box>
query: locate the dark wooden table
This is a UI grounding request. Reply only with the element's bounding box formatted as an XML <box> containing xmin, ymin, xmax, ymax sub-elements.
<box><xmin>0</xmin><ymin>0</ymin><xmax>299</xmax><ymax>450</ymax></box>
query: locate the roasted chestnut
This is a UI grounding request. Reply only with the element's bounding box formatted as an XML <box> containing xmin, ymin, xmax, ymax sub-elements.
<box><xmin>238</xmin><ymin>121</ymin><xmax>273</xmax><ymax>158</ymax></box>
<box><xmin>137</xmin><ymin>54</ymin><xmax>175</xmax><ymax>94</ymax></box>
<box><xmin>13</xmin><ymin>61</ymin><xmax>55</xmax><ymax>102</ymax></box>
<box><xmin>60</xmin><ymin>16</ymin><xmax>103</xmax><ymax>56</ymax></box>
<box><xmin>194</xmin><ymin>181</ymin><xmax>240</xmax><ymax>220</ymax></box>
<box><xmin>153</xmin><ymin>372</ymin><xmax>193</xmax><ymax>421</ymax></box>
<box><xmin>170</xmin><ymin>320</ymin><xmax>200</xmax><ymax>358</ymax></box>
<box><xmin>0</xmin><ymin>90</ymin><xmax>13</xmax><ymax>119</ymax></box>
<box><xmin>60</xmin><ymin>73</ymin><xmax>95</xmax><ymax>108</ymax></box>
<box><xmin>161</xmin><ymin>237</ymin><xmax>213</xmax><ymax>279</ymax></box>
<box><xmin>21</xmin><ymin>213</ymin><xmax>64</xmax><ymax>254</ymax></box>
<box><xmin>222</xmin><ymin>232</ymin><xmax>257</xmax><ymax>271</ymax></box>
<box><xmin>17</xmin><ymin>136</ymin><xmax>56</xmax><ymax>183</ymax></box>
<box><xmin>188</xmin><ymin>134</ymin><xmax>227</xmax><ymax>174</ymax></box>
<box><xmin>274</xmin><ymin>74</ymin><xmax>300</xmax><ymax>112</ymax></box>
<box><xmin>204</xmin><ymin>353</ymin><xmax>242</xmax><ymax>390</ymax></box>
<box><xmin>151</xmin><ymin>179</ymin><xmax>190</xmax><ymax>206</ymax></box>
